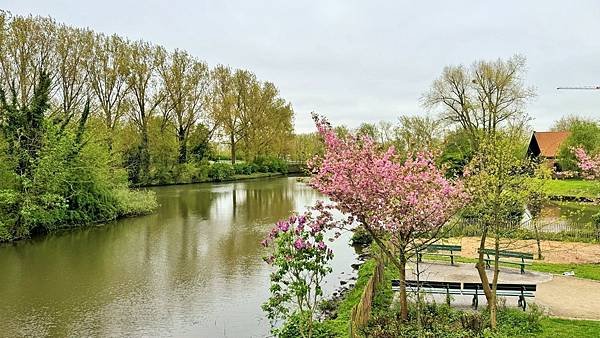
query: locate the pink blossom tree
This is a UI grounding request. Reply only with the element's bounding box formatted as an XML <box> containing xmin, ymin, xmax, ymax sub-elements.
<box><xmin>308</xmin><ymin>114</ymin><xmax>467</xmax><ymax>320</ymax></box>
<box><xmin>573</xmin><ymin>147</ymin><xmax>600</xmax><ymax>180</ymax></box>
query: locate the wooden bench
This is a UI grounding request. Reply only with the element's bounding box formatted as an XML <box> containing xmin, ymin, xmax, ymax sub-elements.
<box><xmin>417</xmin><ymin>244</ymin><xmax>462</xmax><ymax>265</ymax></box>
<box><xmin>392</xmin><ymin>279</ymin><xmax>462</xmax><ymax>295</ymax></box>
<box><xmin>391</xmin><ymin>279</ymin><xmax>536</xmax><ymax>311</ymax></box>
<box><xmin>463</xmin><ymin>282</ymin><xmax>536</xmax><ymax>310</ymax></box>
<box><xmin>480</xmin><ymin>249</ymin><xmax>533</xmax><ymax>274</ymax></box>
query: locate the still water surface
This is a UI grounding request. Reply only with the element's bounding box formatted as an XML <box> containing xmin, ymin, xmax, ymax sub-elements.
<box><xmin>0</xmin><ymin>177</ymin><xmax>358</xmax><ymax>337</ymax></box>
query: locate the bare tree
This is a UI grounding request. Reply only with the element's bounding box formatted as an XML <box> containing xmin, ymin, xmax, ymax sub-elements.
<box><xmin>52</xmin><ymin>24</ymin><xmax>93</xmax><ymax>129</ymax></box>
<box><xmin>422</xmin><ymin>55</ymin><xmax>535</xmax><ymax>146</ymax></box>
<box><xmin>0</xmin><ymin>13</ymin><xmax>57</xmax><ymax>110</ymax></box>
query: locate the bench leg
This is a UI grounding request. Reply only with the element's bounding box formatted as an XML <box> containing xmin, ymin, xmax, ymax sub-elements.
<box><xmin>471</xmin><ymin>294</ymin><xmax>479</xmax><ymax>310</ymax></box>
<box><xmin>520</xmin><ymin>264</ymin><xmax>525</xmax><ymax>274</ymax></box>
<box><xmin>450</xmin><ymin>254</ymin><xmax>454</xmax><ymax>265</ymax></box>
<box><xmin>518</xmin><ymin>295</ymin><xmax>527</xmax><ymax>311</ymax></box>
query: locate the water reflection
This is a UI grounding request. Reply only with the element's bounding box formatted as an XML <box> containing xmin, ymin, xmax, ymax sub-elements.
<box><xmin>0</xmin><ymin>177</ymin><xmax>358</xmax><ymax>337</ymax></box>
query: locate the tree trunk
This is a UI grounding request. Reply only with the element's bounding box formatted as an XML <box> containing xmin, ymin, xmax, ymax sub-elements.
<box><xmin>140</xmin><ymin>123</ymin><xmax>150</xmax><ymax>183</ymax></box>
<box><xmin>475</xmin><ymin>227</ymin><xmax>496</xmax><ymax>328</ymax></box>
<box><xmin>363</xmin><ymin>226</ymin><xmax>409</xmax><ymax>321</ymax></box>
<box><xmin>177</xmin><ymin>128</ymin><xmax>187</xmax><ymax>164</ymax></box>
<box><xmin>533</xmin><ymin>221</ymin><xmax>543</xmax><ymax>260</ymax></box>
<box><xmin>230</xmin><ymin>133</ymin><xmax>236</xmax><ymax>164</ymax></box>
<box><xmin>398</xmin><ymin>251</ymin><xmax>409</xmax><ymax>321</ymax></box>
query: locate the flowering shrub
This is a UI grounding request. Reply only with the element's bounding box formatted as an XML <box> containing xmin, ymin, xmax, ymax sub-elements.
<box><xmin>573</xmin><ymin>147</ymin><xmax>600</xmax><ymax>180</ymax></box>
<box><xmin>262</xmin><ymin>203</ymin><xmax>335</xmax><ymax>338</ymax></box>
<box><xmin>307</xmin><ymin>113</ymin><xmax>467</xmax><ymax>320</ymax></box>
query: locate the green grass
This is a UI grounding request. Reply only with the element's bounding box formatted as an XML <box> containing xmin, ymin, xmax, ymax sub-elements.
<box><xmin>527</xmin><ymin>262</ymin><xmax>600</xmax><ymax>281</ymax></box>
<box><xmin>536</xmin><ymin>178</ymin><xmax>600</xmax><ymax>199</ymax></box>
<box><xmin>421</xmin><ymin>254</ymin><xmax>600</xmax><ymax>281</ymax></box>
<box><xmin>530</xmin><ymin>317</ymin><xmax>600</xmax><ymax>337</ymax></box>
<box><xmin>323</xmin><ymin>259</ymin><xmax>375</xmax><ymax>336</ymax></box>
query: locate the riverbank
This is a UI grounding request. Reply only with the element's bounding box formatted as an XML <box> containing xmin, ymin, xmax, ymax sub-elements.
<box><xmin>138</xmin><ymin>171</ymin><xmax>290</xmax><ymax>187</ymax></box>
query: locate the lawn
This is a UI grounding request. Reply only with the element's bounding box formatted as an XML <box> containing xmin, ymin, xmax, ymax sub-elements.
<box><xmin>530</xmin><ymin>317</ymin><xmax>600</xmax><ymax>337</ymax></box>
<box><xmin>536</xmin><ymin>178</ymin><xmax>600</xmax><ymax>199</ymax></box>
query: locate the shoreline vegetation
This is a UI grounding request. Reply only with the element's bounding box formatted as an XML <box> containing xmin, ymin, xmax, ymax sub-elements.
<box><xmin>0</xmin><ymin>171</ymin><xmax>300</xmax><ymax>244</ymax></box>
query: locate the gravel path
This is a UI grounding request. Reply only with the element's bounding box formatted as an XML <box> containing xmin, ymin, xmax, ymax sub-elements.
<box><xmin>536</xmin><ymin>275</ymin><xmax>600</xmax><ymax>320</ymax></box>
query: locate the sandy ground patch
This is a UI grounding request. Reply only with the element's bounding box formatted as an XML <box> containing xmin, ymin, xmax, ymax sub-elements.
<box><xmin>438</xmin><ymin>237</ymin><xmax>600</xmax><ymax>264</ymax></box>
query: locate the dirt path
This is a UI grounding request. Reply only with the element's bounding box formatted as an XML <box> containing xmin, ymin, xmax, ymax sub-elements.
<box><xmin>536</xmin><ymin>276</ymin><xmax>600</xmax><ymax>320</ymax></box>
<box><xmin>442</xmin><ymin>237</ymin><xmax>600</xmax><ymax>264</ymax></box>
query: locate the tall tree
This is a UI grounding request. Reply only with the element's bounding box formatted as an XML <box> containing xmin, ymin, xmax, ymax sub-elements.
<box><xmin>209</xmin><ymin>65</ymin><xmax>240</xmax><ymax>163</ymax></box>
<box><xmin>0</xmin><ymin>13</ymin><xmax>57</xmax><ymax>110</ymax></box>
<box><xmin>159</xmin><ymin>49</ymin><xmax>211</xmax><ymax>163</ymax></box>
<box><xmin>241</xmin><ymin>81</ymin><xmax>293</xmax><ymax>160</ymax></box>
<box><xmin>422</xmin><ymin>55</ymin><xmax>535</xmax><ymax>146</ymax></box>
<box><xmin>124</xmin><ymin>41</ymin><xmax>165</xmax><ymax>182</ymax></box>
<box><xmin>88</xmin><ymin>33</ymin><xmax>131</xmax><ymax>149</ymax></box>
<box><xmin>53</xmin><ymin>24</ymin><xmax>93</xmax><ymax>129</ymax></box>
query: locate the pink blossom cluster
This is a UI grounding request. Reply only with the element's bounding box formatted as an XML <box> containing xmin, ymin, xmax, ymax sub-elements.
<box><xmin>308</xmin><ymin>114</ymin><xmax>468</xmax><ymax>236</ymax></box>
<box><xmin>262</xmin><ymin>207</ymin><xmax>334</xmax><ymax>264</ymax></box>
<box><xmin>573</xmin><ymin>147</ymin><xmax>600</xmax><ymax>180</ymax></box>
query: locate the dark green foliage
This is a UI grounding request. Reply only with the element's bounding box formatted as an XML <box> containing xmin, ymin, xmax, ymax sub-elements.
<box><xmin>557</xmin><ymin>121</ymin><xmax>600</xmax><ymax>171</ymax></box>
<box><xmin>208</xmin><ymin>162</ymin><xmax>235</xmax><ymax>181</ymax></box>
<box><xmin>276</xmin><ymin>312</ymin><xmax>336</xmax><ymax>338</ymax></box>
<box><xmin>350</xmin><ymin>227</ymin><xmax>373</xmax><ymax>246</ymax></box>
<box><xmin>233</xmin><ymin>163</ymin><xmax>255</xmax><ymax>175</ymax></box>
<box><xmin>0</xmin><ymin>73</ymin><xmax>157</xmax><ymax>242</ymax></box>
<box><xmin>439</xmin><ymin>129</ymin><xmax>475</xmax><ymax>177</ymax></box>
<box><xmin>253</xmin><ymin>156</ymin><xmax>289</xmax><ymax>173</ymax></box>
<box><xmin>189</xmin><ymin>124</ymin><xmax>214</xmax><ymax>161</ymax></box>
<box><xmin>361</xmin><ymin>302</ymin><xmax>542</xmax><ymax>338</ymax></box>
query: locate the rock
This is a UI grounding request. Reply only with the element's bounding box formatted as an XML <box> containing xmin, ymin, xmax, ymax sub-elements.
<box><xmin>340</xmin><ymin>280</ymin><xmax>347</xmax><ymax>285</ymax></box>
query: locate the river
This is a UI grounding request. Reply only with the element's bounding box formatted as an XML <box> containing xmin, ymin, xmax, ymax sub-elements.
<box><xmin>0</xmin><ymin>177</ymin><xmax>359</xmax><ymax>337</ymax></box>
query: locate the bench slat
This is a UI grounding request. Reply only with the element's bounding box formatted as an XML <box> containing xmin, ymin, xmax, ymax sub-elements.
<box><xmin>480</xmin><ymin>249</ymin><xmax>534</xmax><ymax>259</ymax></box>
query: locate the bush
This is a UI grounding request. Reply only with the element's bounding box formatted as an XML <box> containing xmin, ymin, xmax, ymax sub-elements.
<box><xmin>208</xmin><ymin>162</ymin><xmax>234</xmax><ymax>181</ymax></box>
<box><xmin>361</xmin><ymin>302</ymin><xmax>542</xmax><ymax>338</ymax></box>
<box><xmin>350</xmin><ymin>227</ymin><xmax>373</xmax><ymax>246</ymax></box>
<box><xmin>233</xmin><ymin>163</ymin><xmax>254</xmax><ymax>175</ymax></box>
<box><xmin>253</xmin><ymin>156</ymin><xmax>289</xmax><ymax>173</ymax></box>
<box><xmin>276</xmin><ymin>312</ymin><xmax>335</xmax><ymax>338</ymax></box>
<box><xmin>114</xmin><ymin>188</ymin><xmax>158</xmax><ymax>217</ymax></box>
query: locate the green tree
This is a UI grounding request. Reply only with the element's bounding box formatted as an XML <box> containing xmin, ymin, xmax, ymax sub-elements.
<box><xmin>159</xmin><ymin>49</ymin><xmax>210</xmax><ymax>163</ymax></box>
<box><xmin>124</xmin><ymin>41</ymin><xmax>165</xmax><ymax>183</ymax></box>
<box><xmin>88</xmin><ymin>33</ymin><xmax>131</xmax><ymax>150</ymax></box>
<box><xmin>557</xmin><ymin>120</ymin><xmax>600</xmax><ymax>171</ymax></box>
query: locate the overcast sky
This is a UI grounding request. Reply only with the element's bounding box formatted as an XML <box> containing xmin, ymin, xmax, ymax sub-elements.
<box><xmin>4</xmin><ymin>0</ymin><xmax>600</xmax><ymax>132</ymax></box>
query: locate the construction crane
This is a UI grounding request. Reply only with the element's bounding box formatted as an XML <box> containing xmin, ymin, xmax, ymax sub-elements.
<box><xmin>557</xmin><ymin>86</ymin><xmax>600</xmax><ymax>90</ymax></box>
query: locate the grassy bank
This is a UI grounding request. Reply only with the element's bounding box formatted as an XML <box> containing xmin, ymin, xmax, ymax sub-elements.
<box><xmin>536</xmin><ymin>178</ymin><xmax>600</xmax><ymax>200</ymax></box>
